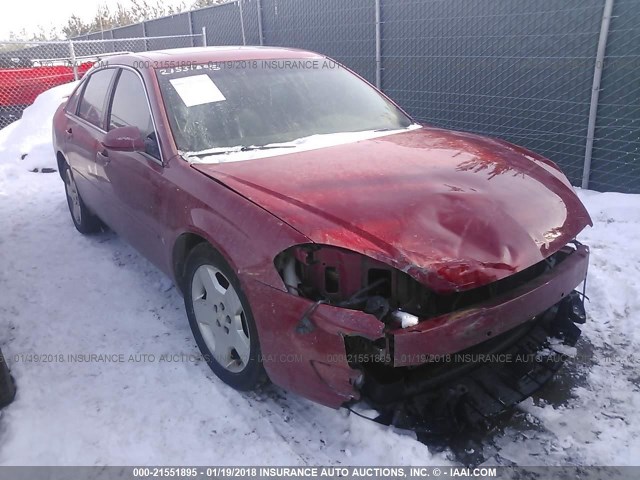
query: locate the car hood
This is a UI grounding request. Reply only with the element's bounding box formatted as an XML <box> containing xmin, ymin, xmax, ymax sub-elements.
<box><xmin>192</xmin><ymin>127</ymin><xmax>592</xmax><ymax>293</ymax></box>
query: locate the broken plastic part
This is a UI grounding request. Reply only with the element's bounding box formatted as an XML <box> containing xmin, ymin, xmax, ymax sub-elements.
<box><xmin>391</xmin><ymin>310</ymin><xmax>419</xmax><ymax>328</ymax></box>
<box><xmin>282</xmin><ymin>254</ymin><xmax>301</xmax><ymax>295</ymax></box>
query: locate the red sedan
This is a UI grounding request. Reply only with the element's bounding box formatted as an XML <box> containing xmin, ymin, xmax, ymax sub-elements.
<box><xmin>52</xmin><ymin>47</ymin><xmax>591</xmax><ymax>432</ymax></box>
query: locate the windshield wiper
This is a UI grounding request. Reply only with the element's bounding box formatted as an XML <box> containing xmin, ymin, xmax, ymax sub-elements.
<box><xmin>186</xmin><ymin>144</ymin><xmax>297</xmax><ymax>157</ymax></box>
<box><xmin>239</xmin><ymin>145</ymin><xmax>296</xmax><ymax>152</ymax></box>
<box><xmin>374</xmin><ymin>125</ymin><xmax>414</xmax><ymax>132</ymax></box>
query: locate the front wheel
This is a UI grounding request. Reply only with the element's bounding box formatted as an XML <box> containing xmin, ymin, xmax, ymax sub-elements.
<box><xmin>62</xmin><ymin>163</ymin><xmax>101</xmax><ymax>234</ymax></box>
<box><xmin>184</xmin><ymin>243</ymin><xmax>267</xmax><ymax>391</ymax></box>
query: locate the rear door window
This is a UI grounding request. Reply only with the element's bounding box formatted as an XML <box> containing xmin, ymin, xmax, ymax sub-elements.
<box><xmin>77</xmin><ymin>68</ymin><xmax>116</xmax><ymax>129</ymax></box>
<box><xmin>65</xmin><ymin>83</ymin><xmax>84</xmax><ymax>115</ymax></box>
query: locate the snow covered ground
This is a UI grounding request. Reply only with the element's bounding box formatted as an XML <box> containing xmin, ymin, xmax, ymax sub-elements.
<box><xmin>0</xmin><ymin>85</ymin><xmax>638</xmax><ymax>466</ymax></box>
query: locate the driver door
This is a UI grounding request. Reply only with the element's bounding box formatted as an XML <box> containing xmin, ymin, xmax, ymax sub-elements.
<box><xmin>99</xmin><ymin>67</ymin><xmax>169</xmax><ymax>269</ymax></box>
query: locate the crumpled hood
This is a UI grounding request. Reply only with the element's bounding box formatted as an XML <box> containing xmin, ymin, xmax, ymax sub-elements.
<box><xmin>192</xmin><ymin>127</ymin><xmax>592</xmax><ymax>293</ymax></box>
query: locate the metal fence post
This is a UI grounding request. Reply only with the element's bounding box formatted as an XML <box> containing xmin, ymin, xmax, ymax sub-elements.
<box><xmin>142</xmin><ymin>22</ymin><xmax>149</xmax><ymax>51</ymax></box>
<box><xmin>374</xmin><ymin>0</ymin><xmax>381</xmax><ymax>89</ymax></box>
<box><xmin>188</xmin><ymin>11</ymin><xmax>196</xmax><ymax>47</ymax></box>
<box><xmin>68</xmin><ymin>40</ymin><xmax>79</xmax><ymax>81</ymax></box>
<box><xmin>202</xmin><ymin>26</ymin><xmax>207</xmax><ymax>46</ymax></box>
<box><xmin>238</xmin><ymin>0</ymin><xmax>247</xmax><ymax>46</ymax></box>
<box><xmin>256</xmin><ymin>0</ymin><xmax>265</xmax><ymax>46</ymax></box>
<box><xmin>582</xmin><ymin>0</ymin><xmax>615</xmax><ymax>189</ymax></box>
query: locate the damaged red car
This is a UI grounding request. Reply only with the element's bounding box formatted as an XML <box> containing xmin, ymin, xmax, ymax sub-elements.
<box><xmin>52</xmin><ymin>46</ymin><xmax>592</xmax><ymax>432</ymax></box>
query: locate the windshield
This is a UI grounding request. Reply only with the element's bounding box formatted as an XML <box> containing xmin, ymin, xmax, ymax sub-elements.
<box><xmin>156</xmin><ymin>59</ymin><xmax>413</xmax><ymax>155</ymax></box>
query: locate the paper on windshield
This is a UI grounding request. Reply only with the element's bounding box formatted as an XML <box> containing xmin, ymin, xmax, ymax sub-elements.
<box><xmin>169</xmin><ymin>75</ymin><xmax>226</xmax><ymax>107</ymax></box>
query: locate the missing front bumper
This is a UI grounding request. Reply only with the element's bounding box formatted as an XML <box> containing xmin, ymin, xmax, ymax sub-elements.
<box><xmin>355</xmin><ymin>291</ymin><xmax>586</xmax><ymax>433</ymax></box>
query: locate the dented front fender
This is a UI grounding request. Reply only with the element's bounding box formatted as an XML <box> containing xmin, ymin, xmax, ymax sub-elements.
<box><xmin>244</xmin><ymin>278</ymin><xmax>384</xmax><ymax>407</ymax></box>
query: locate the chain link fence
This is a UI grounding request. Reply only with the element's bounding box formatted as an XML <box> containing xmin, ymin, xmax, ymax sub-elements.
<box><xmin>0</xmin><ymin>33</ymin><xmax>203</xmax><ymax>129</ymax></box>
<box><xmin>382</xmin><ymin>0</ymin><xmax>605</xmax><ymax>190</ymax></box>
<box><xmin>588</xmin><ymin>0</ymin><xmax>640</xmax><ymax>192</ymax></box>
<box><xmin>260</xmin><ymin>0</ymin><xmax>377</xmax><ymax>84</ymax></box>
<box><xmin>1</xmin><ymin>0</ymin><xmax>638</xmax><ymax>192</ymax></box>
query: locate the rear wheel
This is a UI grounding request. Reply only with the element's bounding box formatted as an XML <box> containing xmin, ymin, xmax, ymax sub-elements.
<box><xmin>184</xmin><ymin>243</ymin><xmax>266</xmax><ymax>391</ymax></box>
<box><xmin>62</xmin><ymin>163</ymin><xmax>101</xmax><ymax>234</ymax></box>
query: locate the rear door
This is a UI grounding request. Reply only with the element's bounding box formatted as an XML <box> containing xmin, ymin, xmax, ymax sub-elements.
<box><xmin>64</xmin><ymin>67</ymin><xmax>117</xmax><ymax>219</ymax></box>
<box><xmin>100</xmin><ymin>67</ymin><xmax>169</xmax><ymax>269</ymax></box>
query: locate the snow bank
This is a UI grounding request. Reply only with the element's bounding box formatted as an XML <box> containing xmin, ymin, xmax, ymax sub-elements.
<box><xmin>0</xmin><ymin>81</ymin><xmax>77</xmax><ymax>179</ymax></box>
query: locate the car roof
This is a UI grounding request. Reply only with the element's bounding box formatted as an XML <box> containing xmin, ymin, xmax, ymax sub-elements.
<box><xmin>105</xmin><ymin>46</ymin><xmax>325</xmax><ymax>67</ymax></box>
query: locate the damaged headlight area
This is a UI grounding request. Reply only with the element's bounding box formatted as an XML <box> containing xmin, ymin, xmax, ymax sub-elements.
<box><xmin>274</xmin><ymin>243</ymin><xmax>433</xmax><ymax>328</ymax></box>
<box><xmin>274</xmin><ymin>243</ymin><xmax>579</xmax><ymax>329</ymax></box>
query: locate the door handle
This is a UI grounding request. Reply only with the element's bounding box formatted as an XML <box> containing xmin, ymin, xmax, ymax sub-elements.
<box><xmin>96</xmin><ymin>149</ymin><xmax>110</xmax><ymax>165</ymax></box>
<box><xmin>65</xmin><ymin>127</ymin><xmax>73</xmax><ymax>138</ymax></box>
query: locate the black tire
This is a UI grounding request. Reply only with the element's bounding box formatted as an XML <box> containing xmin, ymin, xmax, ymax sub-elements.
<box><xmin>62</xmin><ymin>162</ymin><xmax>102</xmax><ymax>234</ymax></box>
<box><xmin>184</xmin><ymin>243</ymin><xmax>267</xmax><ymax>391</ymax></box>
<box><xmin>0</xmin><ymin>348</ymin><xmax>16</xmax><ymax>408</ymax></box>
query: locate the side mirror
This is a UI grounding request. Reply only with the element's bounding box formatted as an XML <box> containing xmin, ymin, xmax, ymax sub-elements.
<box><xmin>103</xmin><ymin>126</ymin><xmax>145</xmax><ymax>152</ymax></box>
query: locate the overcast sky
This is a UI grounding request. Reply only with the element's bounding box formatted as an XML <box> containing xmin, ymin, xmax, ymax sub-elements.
<box><xmin>1</xmin><ymin>0</ymin><xmax>185</xmax><ymax>38</ymax></box>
